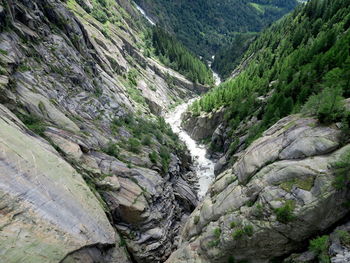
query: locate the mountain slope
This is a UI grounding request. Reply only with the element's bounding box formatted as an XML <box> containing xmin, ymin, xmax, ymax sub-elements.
<box><xmin>188</xmin><ymin>0</ymin><xmax>350</xmax><ymax>153</ymax></box>
<box><xmin>167</xmin><ymin>0</ymin><xmax>350</xmax><ymax>262</ymax></box>
<box><xmin>0</xmin><ymin>0</ymin><xmax>204</xmax><ymax>262</ymax></box>
<box><xmin>134</xmin><ymin>0</ymin><xmax>298</xmax><ymax>62</ymax></box>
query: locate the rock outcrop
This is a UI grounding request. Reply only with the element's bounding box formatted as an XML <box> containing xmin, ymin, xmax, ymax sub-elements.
<box><xmin>182</xmin><ymin>107</ymin><xmax>225</xmax><ymax>141</ymax></box>
<box><xmin>167</xmin><ymin>115</ymin><xmax>350</xmax><ymax>263</ymax></box>
<box><xmin>0</xmin><ymin>105</ymin><xmax>130</xmax><ymax>263</ymax></box>
<box><xmin>0</xmin><ymin>0</ymin><xmax>201</xmax><ymax>261</ymax></box>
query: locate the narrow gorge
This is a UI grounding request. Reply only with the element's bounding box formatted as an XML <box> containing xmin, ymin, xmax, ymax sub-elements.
<box><xmin>1</xmin><ymin>0</ymin><xmax>350</xmax><ymax>263</ymax></box>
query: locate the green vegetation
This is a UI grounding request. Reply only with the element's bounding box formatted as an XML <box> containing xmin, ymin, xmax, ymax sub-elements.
<box><xmin>302</xmin><ymin>87</ymin><xmax>345</xmax><ymax>124</ymax></box>
<box><xmin>110</xmin><ymin>114</ymin><xmax>182</xmax><ymax>174</ymax></box>
<box><xmin>190</xmin><ymin>0</ymin><xmax>350</xmax><ymax>153</ymax></box>
<box><xmin>17</xmin><ymin>113</ymin><xmax>46</xmax><ymax>136</ymax></box>
<box><xmin>332</xmin><ymin>150</ymin><xmax>350</xmax><ymax>190</ymax></box>
<box><xmin>309</xmin><ymin>235</ymin><xmax>330</xmax><ymax>263</ymax></box>
<box><xmin>135</xmin><ymin>0</ymin><xmax>297</xmax><ymax>66</ymax></box>
<box><xmin>194</xmin><ymin>215</ymin><xmax>200</xmax><ymax>225</ymax></box>
<box><xmin>127</xmin><ymin>138</ymin><xmax>141</xmax><ymax>154</ymax></box>
<box><xmin>232</xmin><ymin>229</ymin><xmax>245</xmax><ymax>240</ymax></box>
<box><xmin>148</xmin><ymin>151</ymin><xmax>158</xmax><ymax>164</ymax></box>
<box><xmin>336</xmin><ymin>230</ymin><xmax>350</xmax><ymax>247</ymax></box>
<box><xmin>147</xmin><ymin>27</ymin><xmax>213</xmax><ymax>85</ymax></box>
<box><xmin>280</xmin><ymin>176</ymin><xmax>315</xmax><ymax>192</ymax></box>
<box><xmin>213</xmin><ymin>227</ymin><xmax>222</xmax><ymax>239</ymax></box>
<box><xmin>103</xmin><ymin>142</ymin><xmax>120</xmax><ymax>158</ymax></box>
<box><xmin>274</xmin><ymin>200</ymin><xmax>295</xmax><ymax>223</ymax></box>
<box><xmin>212</xmin><ymin>33</ymin><xmax>257</xmax><ymax>79</ymax></box>
<box><xmin>232</xmin><ymin>224</ymin><xmax>254</xmax><ymax>240</ymax></box>
<box><xmin>208</xmin><ymin>239</ymin><xmax>220</xmax><ymax>248</ymax></box>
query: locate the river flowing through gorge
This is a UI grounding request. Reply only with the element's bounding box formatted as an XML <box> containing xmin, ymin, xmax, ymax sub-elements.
<box><xmin>165</xmin><ymin>66</ymin><xmax>221</xmax><ymax>198</ymax></box>
<box><xmin>165</xmin><ymin>100</ymin><xmax>215</xmax><ymax>198</ymax></box>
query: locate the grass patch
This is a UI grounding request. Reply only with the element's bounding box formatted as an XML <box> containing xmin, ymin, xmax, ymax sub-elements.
<box><xmin>309</xmin><ymin>235</ymin><xmax>330</xmax><ymax>263</ymax></box>
<box><xmin>280</xmin><ymin>176</ymin><xmax>315</xmax><ymax>192</ymax></box>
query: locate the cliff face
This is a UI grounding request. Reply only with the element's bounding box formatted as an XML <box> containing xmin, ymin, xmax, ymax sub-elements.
<box><xmin>168</xmin><ymin>115</ymin><xmax>350</xmax><ymax>263</ymax></box>
<box><xmin>0</xmin><ymin>0</ymin><xmax>203</xmax><ymax>262</ymax></box>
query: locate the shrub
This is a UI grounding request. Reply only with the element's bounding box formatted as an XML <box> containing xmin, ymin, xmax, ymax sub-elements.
<box><xmin>127</xmin><ymin>138</ymin><xmax>141</xmax><ymax>154</ymax></box>
<box><xmin>142</xmin><ymin>135</ymin><xmax>152</xmax><ymax>146</ymax></box>
<box><xmin>18</xmin><ymin>113</ymin><xmax>46</xmax><ymax>136</ymax></box>
<box><xmin>208</xmin><ymin>239</ymin><xmax>220</xmax><ymax>248</ymax></box>
<box><xmin>232</xmin><ymin>229</ymin><xmax>245</xmax><ymax>240</ymax></box>
<box><xmin>332</xmin><ymin>150</ymin><xmax>350</xmax><ymax>190</ymax></box>
<box><xmin>213</xmin><ymin>228</ymin><xmax>222</xmax><ymax>238</ymax></box>
<box><xmin>302</xmin><ymin>87</ymin><xmax>345</xmax><ymax>124</ymax></box>
<box><xmin>230</xmin><ymin>221</ymin><xmax>236</xmax><ymax>229</ymax></box>
<box><xmin>103</xmin><ymin>142</ymin><xmax>120</xmax><ymax>158</ymax></box>
<box><xmin>194</xmin><ymin>215</ymin><xmax>200</xmax><ymax>225</ymax></box>
<box><xmin>309</xmin><ymin>235</ymin><xmax>330</xmax><ymax>263</ymax></box>
<box><xmin>149</xmin><ymin>151</ymin><xmax>158</xmax><ymax>164</ymax></box>
<box><xmin>92</xmin><ymin>8</ymin><xmax>108</xmax><ymax>23</ymax></box>
<box><xmin>159</xmin><ymin>146</ymin><xmax>171</xmax><ymax>173</ymax></box>
<box><xmin>243</xmin><ymin>225</ymin><xmax>254</xmax><ymax>236</ymax></box>
<box><xmin>274</xmin><ymin>200</ymin><xmax>295</xmax><ymax>223</ymax></box>
<box><xmin>336</xmin><ymin>230</ymin><xmax>350</xmax><ymax>246</ymax></box>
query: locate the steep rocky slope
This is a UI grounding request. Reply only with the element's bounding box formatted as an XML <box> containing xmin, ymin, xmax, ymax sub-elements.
<box><xmin>169</xmin><ymin>0</ymin><xmax>350</xmax><ymax>261</ymax></box>
<box><xmin>0</xmin><ymin>0</ymin><xmax>205</xmax><ymax>262</ymax></box>
<box><xmin>168</xmin><ymin>115</ymin><xmax>350</xmax><ymax>262</ymax></box>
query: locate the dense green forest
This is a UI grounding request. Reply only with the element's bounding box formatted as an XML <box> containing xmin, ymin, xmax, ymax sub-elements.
<box><xmin>211</xmin><ymin>33</ymin><xmax>257</xmax><ymax>79</ymax></box>
<box><xmin>191</xmin><ymin>0</ymin><xmax>350</xmax><ymax>147</ymax></box>
<box><xmin>144</xmin><ymin>27</ymin><xmax>214</xmax><ymax>85</ymax></box>
<box><xmin>134</xmin><ymin>0</ymin><xmax>298</xmax><ymax>65</ymax></box>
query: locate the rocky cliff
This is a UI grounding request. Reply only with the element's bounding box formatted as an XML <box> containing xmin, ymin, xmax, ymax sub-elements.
<box><xmin>168</xmin><ymin>114</ymin><xmax>350</xmax><ymax>263</ymax></box>
<box><xmin>0</xmin><ymin>0</ymin><xmax>203</xmax><ymax>262</ymax></box>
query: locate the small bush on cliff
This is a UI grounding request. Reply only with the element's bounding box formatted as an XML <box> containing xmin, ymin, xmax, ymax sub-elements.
<box><xmin>336</xmin><ymin>230</ymin><xmax>350</xmax><ymax>246</ymax></box>
<box><xmin>309</xmin><ymin>235</ymin><xmax>330</xmax><ymax>263</ymax></box>
<box><xmin>232</xmin><ymin>229</ymin><xmax>245</xmax><ymax>240</ymax></box>
<box><xmin>149</xmin><ymin>151</ymin><xmax>158</xmax><ymax>164</ymax></box>
<box><xmin>213</xmin><ymin>227</ymin><xmax>222</xmax><ymax>238</ymax></box>
<box><xmin>243</xmin><ymin>225</ymin><xmax>254</xmax><ymax>236</ymax></box>
<box><xmin>274</xmin><ymin>200</ymin><xmax>295</xmax><ymax>223</ymax></box>
<box><xmin>127</xmin><ymin>138</ymin><xmax>141</xmax><ymax>154</ymax></box>
<box><xmin>332</xmin><ymin>150</ymin><xmax>350</xmax><ymax>190</ymax></box>
<box><xmin>194</xmin><ymin>215</ymin><xmax>200</xmax><ymax>225</ymax></box>
<box><xmin>17</xmin><ymin>113</ymin><xmax>46</xmax><ymax>136</ymax></box>
<box><xmin>103</xmin><ymin>142</ymin><xmax>120</xmax><ymax>158</ymax></box>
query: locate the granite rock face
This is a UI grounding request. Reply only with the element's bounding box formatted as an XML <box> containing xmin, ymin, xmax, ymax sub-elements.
<box><xmin>0</xmin><ymin>105</ymin><xmax>127</xmax><ymax>263</ymax></box>
<box><xmin>182</xmin><ymin>107</ymin><xmax>225</xmax><ymax>141</ymax></box>
<box><xmin>167</xmin><ymin>115</ymin><xmax>350</xmax><ymax>263</ymax></box>
<box><xmin>0</xmin><ymin>0</ymin><xmax>200</xmax><ymax>262</ymax></box>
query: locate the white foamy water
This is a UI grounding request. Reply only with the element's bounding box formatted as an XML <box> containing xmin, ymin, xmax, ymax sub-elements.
<box><xmin>135</xmin><ymin>3</ymin><xmax>156</xmax><ymax>26</ymax></box>
<box><xmin>165</xmin><ymin>99</ymin><xmax>215</xmax><ymax>198</ymax></box>
<box><xmin>208</xmin><ymin>56</ymin><xmax>222</xmax><ymax>86</ymax></box>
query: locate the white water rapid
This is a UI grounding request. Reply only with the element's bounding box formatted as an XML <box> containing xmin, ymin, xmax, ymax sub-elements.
<box><xmin>208</xmin><ymin>56</ymin><xmax>222</xmax><ymax>86</ymax></box>
<box><xmin>165</xmin><ymin>99</ymin><xmax>215</xmax><ymax>198</ymax></box>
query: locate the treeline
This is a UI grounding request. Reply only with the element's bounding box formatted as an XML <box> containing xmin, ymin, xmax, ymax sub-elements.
<box><xmin>191</xmin><ymin>0</ymin><xmax>350</xmax><ymax>145</ymax></box>
<box><xmin>135</xmin><ymin>0</ymin><xmax>298</xmax><ymax>61</ymax></box>
<box><xmin>149</xmin><ymin>27</ymin><xmax>214</xmax><ymax>85</ymax></box>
